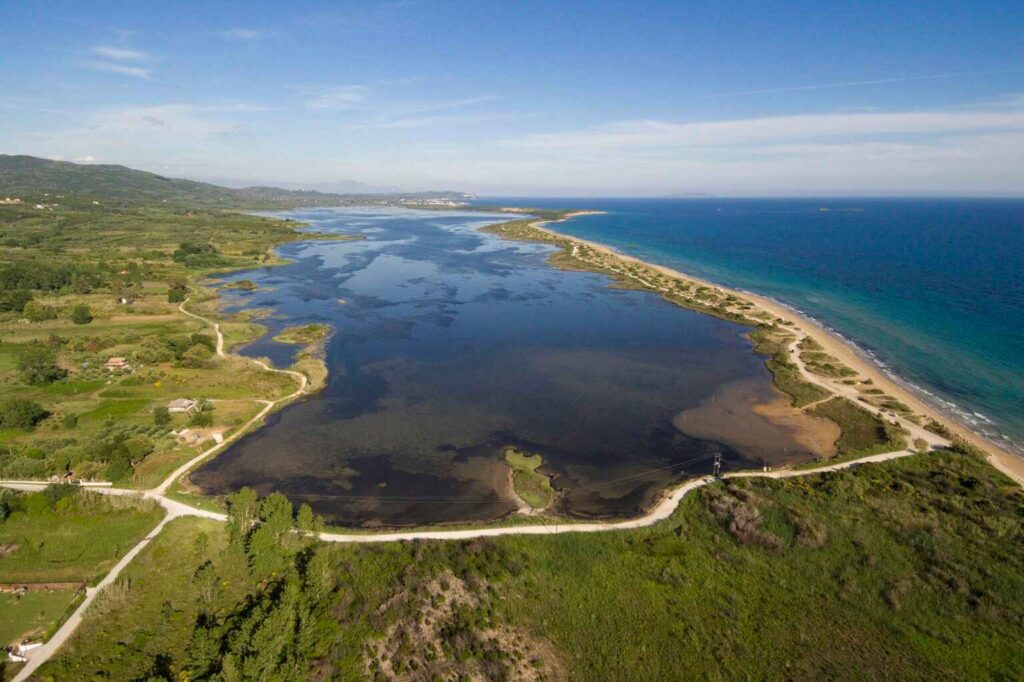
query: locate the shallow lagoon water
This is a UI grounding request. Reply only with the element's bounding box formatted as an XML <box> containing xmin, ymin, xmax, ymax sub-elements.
<box><xmin>192</xmin><ymin>208</ymin><xmax>812</xmax><ymax>527</ymax></box>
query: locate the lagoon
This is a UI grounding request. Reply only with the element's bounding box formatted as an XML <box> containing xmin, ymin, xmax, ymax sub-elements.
<box><xmin>192</xmin><ymin>208</ymin><xmax>813</xmax><ymax>527</ymax></box>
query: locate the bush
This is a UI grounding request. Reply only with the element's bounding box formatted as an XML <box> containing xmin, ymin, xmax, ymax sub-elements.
<box><xmin>63</xmin><ymin>413</ymin><xmax>79</xmax><ymax>428</ymax></box>
<box><xmin>0</xmin><ymin>289</ymin><xmax>32</xmax><ymax>313</ymax></box>
<box><xmin>17</xmin><ymin>344</ymin><xmax>68</xmax><ymax>385</ymax></box>
<box><xmin>179</xmin><ymin>344</ymin><xmax>213</xmax><ymax>369</ymax></box>
<box><xmin>153</xmin><ymin>406</ymin><xmax>171</xmax><ymax>427</ymax></box>
<box><xmin>168</xmin><ymin>287</ymin><xmax>186</xmax><ymax>303</ymax></box>
<box><xmin>71</xmin><ymin>304</ymin><xmax>93</xmax><ymax>325</ymax></box>
<box><xmin>0</xmin><ymin>397</ymin><xmax>50</xmax><ymax>430</ymax></box>
<box><xmin>23</xmin><ymin>300</ymin><xmax>58</xmax><ymax>321</ymax></box>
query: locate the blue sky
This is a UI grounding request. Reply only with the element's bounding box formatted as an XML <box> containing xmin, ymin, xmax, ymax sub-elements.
<box><xmin>2</xmin><ymin>0</ymin><xmax>1023</xmax><ymax>195</ymax></box>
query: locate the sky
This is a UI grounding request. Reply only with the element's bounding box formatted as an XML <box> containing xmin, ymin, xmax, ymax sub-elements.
<box><xmin>2</xmin><ymin>0</ymin><xmax>1023</xmax><ymax>196</ymax></box>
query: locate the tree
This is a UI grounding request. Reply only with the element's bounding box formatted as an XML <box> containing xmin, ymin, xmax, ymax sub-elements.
<box><xmin>259</xmin><ymin>492</ymin><xmax>294</xmax><ymax>540</ymax></box>
<box><xmin>304</xmin><ymin>547</ymin><xmax>336</xmax><ymax>600</ymax></box>
<box><xmin>153</xmin><ymin>405</ymin><xmax>171</xmax><ymax>427</ymax></box>
<box><xmin>193</xmin><ymin>561</ymin><xmax>222</xmax><ymax>606</ymax></box>
<box><xmin>168</xmin><ymin>287</ymin><xmax>186</xmax><ymax>303</ymax></box>
<box><xmin>0</xmin><ymin>289</ymin><xmax>32</xmax><ymax>313</ymax></box>
<box><xmin>226</xmin><ymin>487</ymin><xmax>260</xmax><ymax>552</ymax></box>
<box><xmin>71</xmin><ymin>304</ymin><xmax>93</xmax><ymax>325</ymax></box>
<box><xmin>249</xmin><ymin>492</ymin><xmax>294</xmax><ymax>575</ymax></box>
<box><xmin>23</xmin><ymin>301</ymin><xmax>57</xmax><ymax>322</ymax></box>
<box><xmin>0</xmin><ymin>398</ymin><xmax>50</xmax><ymax>430</ymax></box>
<box><xmin>17</xmin><ymin>345</ymin><xmax>67</xmax><ymax>385</ymax></box>
<box><xmin>180</xmin><ymin>344</ymin><xmax>212</xmax><ymax>369</ymax></box>
<box><xmin>296</xmin><ymin>503</ymin><xmax>324</xmax><ymax>537</ymax></box>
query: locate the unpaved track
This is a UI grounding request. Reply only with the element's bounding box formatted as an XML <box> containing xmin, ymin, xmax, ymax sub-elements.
<box><xmin>0</xmin><ymin>444</ymin><xmax>941</xmax><ymax>680</ymax></box>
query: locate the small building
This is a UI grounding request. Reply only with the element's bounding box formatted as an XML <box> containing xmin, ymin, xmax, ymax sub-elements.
<box><xmin>104</xmin><ymin>357</ymin><xmax>130</xmax><ymax>371</ymax></box>
<box><xmin>167</xmin><ymin>398</ymin><xmax>199</xmax><ymax>415</ymax></box>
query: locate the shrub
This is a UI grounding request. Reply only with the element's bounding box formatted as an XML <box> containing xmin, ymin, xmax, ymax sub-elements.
<box><xmin>153</xmin><ymin>406</ymin><xmax>171</xmax><ymax>427</ymax></box>
<box><xmin>71</xmin><ymin>304</ymin><xmax>93</xmax><ymax>325</ymax></box>
<box><xmin>179</xmin><ymin>344</ymin><xmax>213</xmax><ymax>369</ymax></box>
<box><xmin>0</xmin><ymin>289</ymin><xmax>32</xmax><ymax>313</ymax></box>
<box><xmin>23</xmin><ymin>300</ymin><xmax>58</xmax><ymax>321</ymax></box>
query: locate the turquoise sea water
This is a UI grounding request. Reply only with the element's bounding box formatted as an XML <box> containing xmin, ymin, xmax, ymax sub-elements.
<box><xmin>482</xmin><ymin>198</ymin><xmax>1024</xmax><ymax>455</ymax></box>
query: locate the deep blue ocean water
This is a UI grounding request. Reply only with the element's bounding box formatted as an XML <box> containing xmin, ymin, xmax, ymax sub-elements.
<box><xmin>482</xmin><ymin>198</ymin><xmax>1024</xmax><ymax>454</ymax></box>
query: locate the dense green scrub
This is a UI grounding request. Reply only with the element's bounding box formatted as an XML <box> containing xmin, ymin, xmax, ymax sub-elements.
<box><xmin>38</xmin><ymin>451</ymin><xmax>1024</xmax><ymax>680</ymax></box>
<box><xmin>808</xmin><ymin>397</ymin><xmax>908</xmax><ymax>459</ymax></box>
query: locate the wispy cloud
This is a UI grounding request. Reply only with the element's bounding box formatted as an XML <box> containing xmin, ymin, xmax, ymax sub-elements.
<box><xmin>695</xmin><ymin>68</ymin><xmax>1024</xmax><ymax>99</ymax></box>
<box><xmin>300</xmin><ymin>85</ymin><xmax>369</xmax><ymax>110</ymax></box>
<box><xmin>354</xmin><ymin>94</ymin><xmax>500</xmax><ymax>128</ymax></box>
<box><xmin>504</xmin><ymin>109</ymin><xmax>1024</xmax><ymax>151</ymax></box>
<box><xmin>90</xmin><ymin>45</ymin><xmax>150</xmax><ymax>61</ymax></box>
<box><xmin>82</xmin><ymin>61</ymin><xmax>153</xmax><ymax>80</ymax></box>
<box><xmin>221</xmin><ymin>28</ymin><xmax>262</xmax><ymax>40</ymax></box>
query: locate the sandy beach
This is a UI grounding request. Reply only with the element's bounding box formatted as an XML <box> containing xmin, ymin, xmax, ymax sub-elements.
<box><xmin>532</xmin><ymin>217</ymin><xmax>1024</xmax><ymax>486</ymax></box>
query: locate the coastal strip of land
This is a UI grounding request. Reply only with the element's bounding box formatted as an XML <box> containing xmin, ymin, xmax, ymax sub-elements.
<box><xmin>483</xmin><ymin>212</ymin><xmax>1024</xmax><ymax>487</ymax></box>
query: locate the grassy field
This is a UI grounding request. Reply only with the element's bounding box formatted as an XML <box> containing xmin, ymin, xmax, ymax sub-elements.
<box><xmin>35</xmin><ymin>450</ymin><xmax>1024</xmax><ymax>680</ymax></box>
<box><xmin>0</xmin><ymin>487</ymin><xmax>163</xmax><ymax>584</ymax></box>
<box><xmin>807</xmin><ymin>397</ymin><xmax>908</xmax><ymax>464</ymax></box>
<box><xmin>0</xmin><ymin>590</ymin><xmax>80</xmax><ymax>648</ymax></box>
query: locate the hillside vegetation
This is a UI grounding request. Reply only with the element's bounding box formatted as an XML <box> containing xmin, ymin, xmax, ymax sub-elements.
<box><xmin>0</xmin><ymin>155</ymin><xmax>473</xmax><ymax>208</ymax></box>
<box><xmin>31</xmin><ymin>450</ymin><xmax>1024</xmax><ymax>680</ymax></box>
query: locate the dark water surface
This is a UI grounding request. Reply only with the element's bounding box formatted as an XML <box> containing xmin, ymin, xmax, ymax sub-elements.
<box><xmin>193</xmin><ymin>208</ymin><xmax>809</xmax><ymax>527</ymax></box>
<box><xmin>487</xmin><ymin>198</ymin><xmax>1024</xmax><ymax>455</ymax></box>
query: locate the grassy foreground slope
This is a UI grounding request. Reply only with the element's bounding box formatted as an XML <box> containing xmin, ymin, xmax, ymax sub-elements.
<box><xmin>35</xmin><ymin>450</ymin><xmax>1024</xmax><ymax>680</ymax></box>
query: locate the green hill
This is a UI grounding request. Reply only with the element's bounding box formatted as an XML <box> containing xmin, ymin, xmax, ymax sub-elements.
<box><xmin>0</xmin><ymin>155</ymin><xmax>472</xmax><ymax>208</ymax></box>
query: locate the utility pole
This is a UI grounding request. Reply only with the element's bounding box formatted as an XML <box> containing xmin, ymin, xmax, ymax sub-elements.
<box><xmin>713</xmin><ymin>452</ymin><xmax>722</xmax><ymax>478</ymax></box>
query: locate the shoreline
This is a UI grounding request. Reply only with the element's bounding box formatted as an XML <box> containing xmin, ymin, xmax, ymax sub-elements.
<box><xmin>526</xmin><ymin>215</ymin><xmax>1024</xmax><ymax>486</ymax></box>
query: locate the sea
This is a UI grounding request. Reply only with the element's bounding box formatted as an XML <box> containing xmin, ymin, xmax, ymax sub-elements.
<box><xmin>485</xmin><ymin>197</ymin><xmax>1024</xmax><ymax>456</ymax></box>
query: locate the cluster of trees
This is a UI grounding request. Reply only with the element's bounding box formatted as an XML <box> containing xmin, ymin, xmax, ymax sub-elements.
<box><xmin>17</xmin><ymin>344</ymin><xmax>68</xmax><ymax>385</ymax></box>
<box><xmin>0</xmin><ymin>483</ymin><xmax>80</xmax><ymax>522</ymax></box>
<box><xmin>135</xmin><ymin>332</ymin><xmax>216</xmax><ymax>368</ymax></box>
<box><xmin>179</xmin><ymin>489</ymin><xmax>336</xmax><ymax>679</ymax></box>
<box><xmin>225</xmin><ymin>488</ymin><xmax>324</xmax><ymax>574</ymax></box>
<box><xmin>0</xmin><ymin>420</ymin><xmax>168</xmax><ymax>481</ymax></box>
<box><xmin>0</xmin><ymin>260</ymin><xmax>105</xmax><ymax>293</ymax></box>
<box><xmin>0</xmin><ymin>397</ymin><xmax>49</xmax><ymax>430</ymax></box>
<box><xmin>173</xmin><ymin>241</ymin><xmax>229</xmax><ymax>269</ymax></box>
<box><xmin>168</xmin><ymin>277</ymin><xmax>188</xmax><ymax>303</ymax></box>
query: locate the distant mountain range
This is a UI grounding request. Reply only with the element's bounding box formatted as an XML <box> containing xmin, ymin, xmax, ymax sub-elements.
<box><xmin>0</xmin><ymin>155</ymin><xmax>474</xmax><ymax>207</ymax></box>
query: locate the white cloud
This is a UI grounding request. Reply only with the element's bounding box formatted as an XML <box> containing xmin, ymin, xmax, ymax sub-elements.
<box><xmin>82</xmin><ymin>61</ymin><xmax>153</xmax><ymax>80</ymax></box>
<box><xmin>300</xmin><ymin>85</ymin><xmax>369</xmax><ymax>110</ymax></box>
<box><xmin>694</xmin><ymin>68</ymin><xmax>1024</xmax><ymax>100</ymax></box>
<box><xmin>90</xmin><ymin>46</ymin><xmax>150</xmax><ymax>61</ymax></box>
<box><xmin>504</xmin><ymin>109</ymin><xmax>1024</xmax><ymax>152</ymax></box>
<box><xmin>221</xmin><ymin>28</ymin><xmax>262</xmax><ymax>40</ymax></box>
